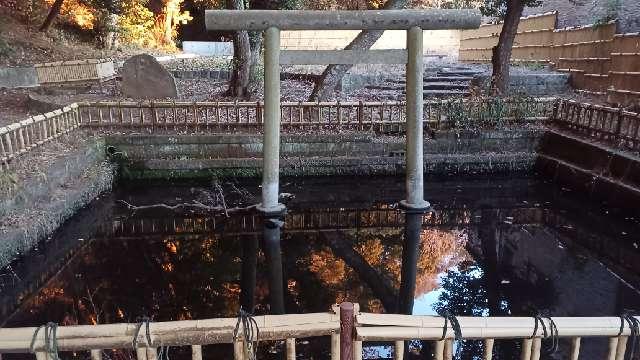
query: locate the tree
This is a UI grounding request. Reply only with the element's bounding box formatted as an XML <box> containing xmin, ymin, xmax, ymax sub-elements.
<box><xmin>226</xmin><ymin>0</ymin><xmax>252</xmax><ymax>98</ymax></box>
<box><xmin>481</xmin><ymin>0</ymin><xmax>541</xmax><ymax>95</ymax></box>
<box><xmin>309</xmin><ymin>0</ymin><xmax>409</xmax><ymax>101</ymax></box>
<box><xmin>40</xmin><ymin>0</ymin><xmax>65</xmax><ymax>31</ymax></box>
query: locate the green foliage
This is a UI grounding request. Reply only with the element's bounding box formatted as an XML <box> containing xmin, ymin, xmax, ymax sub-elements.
<box><xmin>443</xmin><ymin>94</ymin><xmax>539</xmax><ymax>130</ymax></box>
<box><xmin>116</xmin><ymin>0</ymin><xmax>156</xmax><ymax>47</ymax></box>
<box><xmin>480</xmin><ymin>0</ymin><xmax>542</xmax><ymax>19</ymax></box>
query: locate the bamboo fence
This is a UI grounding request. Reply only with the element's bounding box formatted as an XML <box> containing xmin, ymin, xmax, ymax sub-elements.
<box><xmin>0</xmin><ymin>98</ymin><xmax>553</xmax><ymax>170</ymax></box>
<box><xmin>552</xmin><ymin>99</ymin><xmax>640</xmax><ymax>151</ymax></box>
<box><xmin>1</xmin><ymin>306</ymin><xmax>639</xmax><ymax>360</ymax></box>
<box><xmin>0</xmin><ymin>104</ymin><xmax>81</xmax><ymax>171</ymax></box>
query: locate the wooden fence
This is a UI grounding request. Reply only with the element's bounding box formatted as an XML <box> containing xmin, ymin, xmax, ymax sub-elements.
<box><xmin>75</xmin><ymin>99</ymin><xmax>552</xmax><ymax>131</ymax></box>
<box><xmin>0</xmin><ymin>104</ymin><xmax>80</xmax><ymax>171</ymax></box>
<box><xmin>551</xmin><ymin>99</ymin><xmax>640</xmax><ymax>151</ymax></box>
<box><xmin>35</xmin><ymin>59</ymin><xmax>116</xmax><ymax>85</ymax></box>
<box><xmin>459</xmin><ymin>12</ymin><xmax>640</xmax><ymax>104</ymax></box>
<box><xmin>1</xmin><ymin>304</ymin><xmax>639</xmax><ymax>360</ymax></box>
<box><xmin>0</xmin><ymin>98</ymin><xmax>554</xmax><ymax>171</ymax></box>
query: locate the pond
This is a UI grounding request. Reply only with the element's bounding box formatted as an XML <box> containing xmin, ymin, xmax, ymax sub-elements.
<box><xmin>1</xmin><ymin>176</ymin><xmax>639</xmax><ymax>360</ymax></box>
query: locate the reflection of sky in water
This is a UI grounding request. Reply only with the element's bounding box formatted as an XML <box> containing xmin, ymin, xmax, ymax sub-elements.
<box><xmin>365</xmin><ymin>267</ymin><xmax>482</xmax><ymax>358</ymax></box>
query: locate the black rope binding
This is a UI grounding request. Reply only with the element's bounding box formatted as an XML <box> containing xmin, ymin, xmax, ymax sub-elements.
<box><xmin>530</xmin><ymin>314</ymin><xmax>559</xmax><ymax>355</ymax></box>
<box><xmin>619</xmin><ymin>311</ymin><xmax>640</xmax><ymax>360</ymax></box>
<box><xmin>30</xmin><ymin>322</ymin><xmax>60</xmax><ymax>360</ymax></box>
<box><xmin>233</xmin><ymin>307</ymin><xmax>260</xmax><ymax>360</ymax></box>
<box><xmin>438</xmin><ymin>311</ymin><xmax>463</xmax><ymax>358</ymax></box>
<box><xmin>132</xmin><ymin>316</ymin><xmax>153</xmax><ymax>350</ymax></box>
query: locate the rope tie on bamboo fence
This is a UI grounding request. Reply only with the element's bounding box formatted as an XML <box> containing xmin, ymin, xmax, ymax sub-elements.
<box><xmin>532</xmin><ymin>315</ymin><xmax>559</xmax><ymax>354</ymax></box>
<box><xmin>132</xmin><ymin>316</ymin><xmax>153</xmax><ymax>349</ymax></box>
<box><xmin>29</xmin><ymin>322</ymin><xmax>60</xmax><ymax>360</ymax></box>
<box><xmin>438</xmin><ymin>311</ymin><xmax>462</xmax><ymax>357</ymax></box>
<box><xmin>233</xmin><ymin>307</ymin><xmax>260</xmax><ymax>360</ymax></box>
<box><xmin>619</xmin><ymin>311</ymin><xmax>640</xmax><ymax>360</ymax></box>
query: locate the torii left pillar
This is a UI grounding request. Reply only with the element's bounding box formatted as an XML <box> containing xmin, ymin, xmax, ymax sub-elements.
<box><xmin>398</xmin><ymin>26</ymin><xmax>431</xmax><ymax>316</ymax></box>
<box><xmin>258</xmin><ymin>26</ymin><xmax>286</xmax><ymax>315</ymax></box>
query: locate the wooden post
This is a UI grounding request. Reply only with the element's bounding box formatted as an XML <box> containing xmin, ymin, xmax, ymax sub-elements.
<box><xmin>340</xmin><ymin>302</ymin><xmax>354</xmax><ymax>360</ymax></box>
<box><xmin>286</xmin><ymin>338</ymin><xmax>296</xmax><ymax>360</ymax></box>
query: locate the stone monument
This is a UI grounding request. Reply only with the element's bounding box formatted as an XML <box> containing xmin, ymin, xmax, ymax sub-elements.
<box><xmin>121</xmin><ymin>54</ymin><xmax>178</xmax><ymax>99</ymax></box>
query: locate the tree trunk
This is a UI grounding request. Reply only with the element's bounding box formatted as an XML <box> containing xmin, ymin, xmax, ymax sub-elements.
<box><xmin>249</xmin><ymin>31</ymin><xmax>263</xmax><ymax>84</ymax></box>
<box><xmin>39</xmin><ymin>0</ymin><xmax>64</xmax><ymax>32</ymax></box>
<box><xmin>226</xmin><ymin>0</ymin><xmax>251</xmax><ymax>98</ymax></box>
<box><xmin>321</xmin><ymin>231</ymin><xmax>397</xmax><ymax>312</ymax></box>
<box><xmin>490</xmin><ymin>0</ymin><xmax>525</xmax><ymax>95</ymax></box>
<box><xmin>309</xmin><ymin>0</ymin><xmax>408</xmax><ymax>101</ymax></box>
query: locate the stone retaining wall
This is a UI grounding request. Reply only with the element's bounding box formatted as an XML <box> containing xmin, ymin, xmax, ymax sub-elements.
<box><xmin>0</xmin><ymin>139</ymin><xmax>115</xmax><ymax>268</ymax></box>
<box><xmin>105</xmin><ymin>130</ymin><xmax>542</xmax><ymax>179</ymax></box>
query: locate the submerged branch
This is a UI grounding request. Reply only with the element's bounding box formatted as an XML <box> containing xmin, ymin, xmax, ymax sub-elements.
<box><xmin>117</xmin><ymin>200</ymin><xmax>256</xmax><ymax>216</ymax></box>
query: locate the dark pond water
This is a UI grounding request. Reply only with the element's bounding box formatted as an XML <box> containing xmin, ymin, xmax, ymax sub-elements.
<box><xmin>1</xmin><ymin>176</ymin><xmax>640</xmax><ymax>360</ymax></box>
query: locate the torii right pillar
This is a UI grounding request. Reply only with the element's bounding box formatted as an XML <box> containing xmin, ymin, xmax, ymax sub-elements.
<box><xmin>398</xmin><ymin>26</ymin><xmax>431</xmax><ymax>316</ymax></box>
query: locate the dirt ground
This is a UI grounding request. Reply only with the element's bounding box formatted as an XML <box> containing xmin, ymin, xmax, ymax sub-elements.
<box><xmin>0</xmin><ymin>8</ymin><xmax>169</xmax><ymax>67</ymax></box>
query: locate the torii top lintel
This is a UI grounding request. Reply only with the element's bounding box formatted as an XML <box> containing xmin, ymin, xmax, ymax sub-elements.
<box><xmin>205</xmin><ymin>9</ymin><xmax>481</xmax><ymax>31</ymax></box>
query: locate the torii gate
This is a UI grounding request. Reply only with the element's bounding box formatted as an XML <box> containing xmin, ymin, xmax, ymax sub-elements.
<box><xmin>205</xmin><ymin>9</ymin><xmax>481</xmax><ymax>315</ymax></box>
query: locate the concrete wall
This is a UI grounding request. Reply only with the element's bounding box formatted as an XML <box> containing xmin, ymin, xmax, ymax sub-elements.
<box><xmin>281</xmin><ymin>30</ymin><xmax>460</xmax><ymax>59</ymax></box>
<box><xmin>523</xmin><ymin>0</ymin><xmax>640</xmax><ymax>33</ymax></box>
<box><xmin>0</xmin><ymin>67</ymin><xmax>38</xmax><ymax>88</ymax></box>
<box><xmin>182</xmin><ymin>41</ymin><xmax>233</xmax><ymax>57</ymax></box>
<box><xmin>105</xmin><ymin>130</ymin><xmax>542</xmax><ymax>179</ymax></box>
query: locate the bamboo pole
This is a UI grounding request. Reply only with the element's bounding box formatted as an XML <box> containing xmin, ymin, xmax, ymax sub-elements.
<box><xmin>394</xmin><ymin>341</ymin><xmax>404</xmax><ymax>360</ymax></box>
<box><xmin>530</xmin><ymin>338</ymin><xmax>541</xmax><ymax>360</ymax></box>
<box><xmin>331</xmin><ymin>332</ymin><xmax>339</xmax><ymax>360</ymax></box>
<box><xmin>615</xmin><ymin>336</ymin><xmax>628</xmax><ymax>360</ymax></box>
<box><xmin>608</xmin><ymin>338</ymin><xmax>619</xmax><ymax>360</ymax></box>
<box><xmin>191</xmin><ymin>345</ymin><xmax>202</xmax><ymax>360</ymax></box>
<box><xmin>90</xmin><ymin>350</ymin><xmax>102</xmax><ymax>360</ymax></box>
<box><xmin>233</xmin><ymin>341</ymin><xmax>244</xmax><ymax>360</ymax></box>
<box><xmin>286</xmin><ymin>338</ymin><xmax>296</xmax><ymax>360</ymax></box>
<box><xmin>570</xmin><ymin>337</ymin><xmax>581</xmax><ymax>360</ymax></box>
<box><xmin>136</xmin><ymin>348</ymin><xmax>147</xmax><ymax>360</ymax></box>
<box><xmin>434</xmin><ymin>340</ymin><xmax>445</xmax><ymax>360</ymax></box>
<box><xmin>483</xmin><ymin>338</ymin><xmax>494</xmax><ymax>360</ymax></box>
<box><xmin>520</xmin><ymin>339</ymin><xmax>532</xmax><ymax>360</ymax></box>
<box><xmin>353</xmin><ymin>341</ymin><xmax>362</xmax><ymax>360</ymax></box>
<box><xmin>444</xmin><ymin>339</ymin><xmax>453</xmax><ymax>360</ymax></box>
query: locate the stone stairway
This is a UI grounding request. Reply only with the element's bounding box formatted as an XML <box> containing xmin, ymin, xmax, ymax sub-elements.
<box><xmin>365</xmin><ymin>66</ymin><xmax>484</xmax><ymax>98</ymax></box>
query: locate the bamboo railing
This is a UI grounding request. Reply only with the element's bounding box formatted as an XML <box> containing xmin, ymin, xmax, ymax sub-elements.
<box><xmin>74</xmin><ymin>99</ymin><xmax>553</xmax><ymax>132</ymax></box>
<box><xmin>1</xmin><ymin>305</ymin><xmax>638</xmax><ymax>360</ymax></box>
<box><xmin>551</xmin><ymin>99</ymin><xmax>640</xmax><ymax>151</ymax></box>
<box><xmin>0</xmin><ymin>104</ymin><xmax>80</xmax><ymax>171</ymax></box>
<box><xmin>0</xmin><ymin>98</ymin><xmax>553</xmax><ymax>170</ymax></box>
